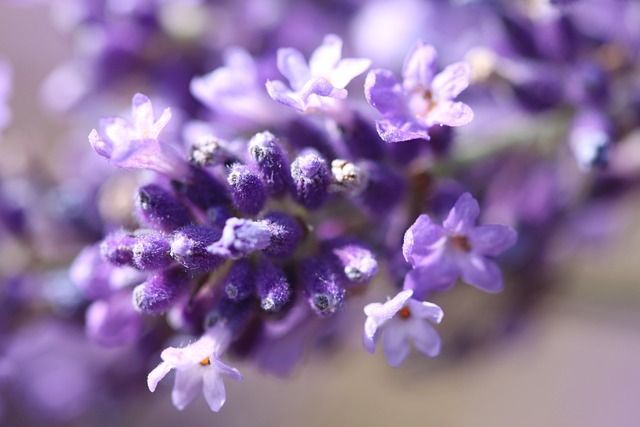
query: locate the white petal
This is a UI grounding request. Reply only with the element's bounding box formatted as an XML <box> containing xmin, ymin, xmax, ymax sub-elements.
<box><xmin>147</xmin><ymin>361</ymin><xmax>173</xmax><ymax>392</ymax></box>
<box><xmin>171</xmin><ymin>367</ymin><xmax>203</xmax><ymax>410</ymax></box>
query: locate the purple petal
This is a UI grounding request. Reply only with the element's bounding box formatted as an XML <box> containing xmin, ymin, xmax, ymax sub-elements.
<box><xmin>213</xmin><ymin>359</ymin><xmax>243</xmax><ymax>383</ymax></box>
<box><xmin>402</xmin><ymin>41</ymin><xmax>438</xmax><ymax>92</ymax></box>
<box><xmin>403</xmin><ymin>257</ymin><xmax>458</xmax><ymax>299</ymax></box>
<box><xmin>443</xmin><ymin>192</ymin><xmax>480</xmax><ymax>234</ymax></box>
<box><xmin>202</xmin><ymin>371</ymin><xmax>226</xmax><ymax>412</ymax></box>
<box><xmin>88</xmin><ymin>129</ymin><xmax>113</xmax><ymax>158</ymax></box>
<box><xmin>266</xmin><ymin>80</ymin><xmax>305</xmax><ymax>112</ymax></box>
<box><xmin>131</xmin><ymin>93</ymin><xmax>154</xmax><ymax>132</ymax></box>
<box><xmin>277</xmin><ymin>48</ymin><xmax>310</xmax><ymax>91</ymax></box>
<box><xmin>309</xmin><ymin>34</ymin><xmax>342</xmax><ymax>78</ymax></box>
<box><xmin>468</xmin><ymin>224</ymin><xmax>517</xmax><ymax>256</ymax></box>
<box><xmin>100</xmin><ymin>116</ymin><xmax>130</xmax><ymax>146</ymax></box>
<box><xmin>362</xmin><ymin>317</ymin><xmax>378</xmax><ymax>354</ymax></box>
<box><xmin>363</xmin><ymin>289</ymin><xmax>413</xmax><ymax>323</ymax></box>
<box><xmin>426</xmin><ymin>101</ymin><xmax>474</xmax><ymax>127</ymax></box>
<box><xmin>375</xmin><ymin>118</ymin><xmax>430</xmax><ymax>143</ymax></box>
<box><xmin>408</xmin><ymin>321</ymin><xmax>441</xmax><ymax>358</ymax></box>
<box><xmin>382</xmin><ymin>326</ymin><xmax>410</xmax><ymax>367</ymax></box>
<box><xmin>298</xmin><ymin>77</ymin><xmax>347</xmax><ymax>103</ymax></box>
<box><xmin>331</xmin><ymin>58</ymin><xmax>371</xmax><ymax>89</ymax></box>
<box><xmin>431</xmin><ymin>62</ymin><xmax>471</xmax><ymax>101</ymax></box>
<box><xmin>147</xmin><ymin>361</ymin><xmax>172</xmax><ymax>392</ymax></box>
<box><xmin>459</xmin><ymin>255</ymin><xmax>504</xmax><ymax>293</ymax></box>
<box><xmin>406</xmin><ymin>299</ymin><xmax>444</xmax><ymax>324</ymax></box>
<box><xmin>171</xmin><ymin>368</ymin><xmax>202</xmax><ymax>410</ymax></box>
<box><xmin>364</xmin><ymin>69</ymin><xmax>405</xmax><ymax>117</ymax></box>
<box><xmin>402</xmin><ymin>214</ymin><xmax>445</xmax><ymax>265</ymax></box>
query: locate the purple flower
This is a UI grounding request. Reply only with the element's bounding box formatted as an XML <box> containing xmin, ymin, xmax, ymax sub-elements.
<box><xmin>147</xmin><ymin>324</ymin><xmax>243</xmax><ymax>412</ymax></box>
<box><xmin>207</xmin><ymin>217</ymin><xmax>271</xmax><ymax>259</ymax></box>
<box><xmin>363</xmin><ymin>289</ymin><xmax>443</xmax><ymax>367</ymax></box>
<box><xmin>365</xmin><ymin>41</ymin><xmax>473</xmax><ymax>143</ymax></box>
<box><xmin>402</xmin><ymin>193</ymin><xmax>517</xmax><ymax>297</ymax></box>
<box><xmin>266</xmin><ymin>34</ymin><xmax>371</xmax><ymax>113</ymax></box>
<box><xmin>0</xmin><ymin>59</ymin><xmax>11</xmax><ymax>133</ymax></box>
<box><xmin>88</xmin><ymin>93</ymin><xmax>188</xmax><ymax>178</ymax></box>
<box><xmin>191</xmin><ymin>47</ymin><xmax>289</xmax><ymax>128</ymax></box>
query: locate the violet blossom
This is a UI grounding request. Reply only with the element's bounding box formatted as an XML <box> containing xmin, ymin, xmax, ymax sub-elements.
<box><xmin>363</xmin><ymin>289</ymin><xmax>443</xmax><ymax>367</ymax></box>
<box><xmin>266</xmin><ymin>34</ymin><xmax>371</xmax><ymax>114</ymax></box>
<box><xmin>147</xmin><ymin>324</ymin><xmax>243</xmax><ymax>412</ymax></box>
<box><xmin>88</xmin><ymin>93</ymin><xmax>188</xmax><ymax>178</ymax></box>
<box><xmin>365</xmin><ymin>41</ymin><xmax>473</xmax><ymax>142</ymax></box>
<box><xmin>402</xmin><ymin>193</ymin><xmax>517</xmax><ymax>297</ymax></box>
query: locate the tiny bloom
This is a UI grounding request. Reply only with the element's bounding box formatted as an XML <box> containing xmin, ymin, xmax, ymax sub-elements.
<box><xmin>363</xmin><ymin>289</ymin><xmax>443</xmax><ymax>367</ymax></box>
<box><xmin>147</xmin><ymin>324</ymin><xmax>243</xmax><ymax>412</ymax></box>
<box><xmin>207</xmin><ymin>218</ymin><xmax>271</xmax><ymax>259</ymax></box>
<box><xmin>88</xmin><ymin>93</ymin><xmax>188</xmax><ymax>178</ymax></box>
<box><xmin>365</xmin><ymin>41</ymin><xmax>473</xmax><ymax>143</ymax></box>
<box><xmin>266</xmin><ymin>34</ymin><xmax>371</xmax><ymax>113</ymax></box>
<box><xmin>402</xmin><ymin>193</ymin><xmax>517</xmax><ymax>297</ymax></box>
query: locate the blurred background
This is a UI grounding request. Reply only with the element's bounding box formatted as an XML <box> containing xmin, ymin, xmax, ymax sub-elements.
<box><xmin>1</xmin><ymin>1</ymin><xmax>640</xmax><ymax>426</ymax></box>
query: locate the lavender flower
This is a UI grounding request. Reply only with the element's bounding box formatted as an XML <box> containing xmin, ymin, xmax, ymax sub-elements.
<box><xmin>147</xmin><ymin>324</ymin><xmax>243</xmax><ymax>412</ymax></box>
<box><xmin>402</xmin><ymin>193</ymin><xmax>517</xmax><ymax>297</ymax></box>
<box><xmin>207</xmin><ymin>217</ymin><xmax>271</xmax><ymax>259</ymax></box>
<box><xmin>363</xmin><ymin>289</ymin><xmax>443</xmax><ymax>367</ymax></box>
<box><xmin>88</xmin><ymin>93</ymin><xmax>188</xmax><ymax>178</ymax></box>
<box><xmin>266</xmin><ymin>34</ymin><xmax>371</xmax><ymax>113</ymax></box>
<box><xmin>0</xmin><ymin>59</ymin><xmax>11</xmax><ymax>133</ymax></box>
<box><xmin>365</xmin><ymin>41</ymin><xmax>473</xmax><ymax>142</ymax></box>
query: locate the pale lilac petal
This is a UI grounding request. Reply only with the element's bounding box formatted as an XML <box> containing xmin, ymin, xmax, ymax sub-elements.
<box><xmin>443</xmin><ymin>192</ymin><xmax>480</xmax><ymax>234</ymax></box>
<box><xmin>309</xmin><ymin>34</ymin><xmax>342</xmax><ymax>79</ymax></box>
<box><xmin>151</xmin><ymin>107</ymin><xmax>172</xmax><ymax>139</ymax></box>
<box><xmin>375</xmin><ymin>118</ymin><xmax>430</xmax><ymax>143</ymax></box>
<box><xmin>266</xmin><ymin>80</ymin><xmax>305</xmax><ymax>112</ymax></box>
<box><xmin>364</xmin><ymin>289</ymin><xmax>413</xmax><ymax>321</ymax></box>
<box><xmin>147</xmin><ymin>361</ymin><xmax>173</xmax><ymax>392</ymax></box>
<box><xmin>110</xmin><ymin>138</ymin><xmax>187</xmax><ymax>177</ymax></box>
<box><xmin>364</xmin><ymin>69</ymin><xmax>405</xmax><ymax>116</ymax></box>
<box><xmin>212</xmin><ymin>359</ymin><xmax>243</xmax><ymax>383</ymax></box>
<box><xmin>468</xmin><ymin>224</ymin><xmax>517</xmax><ymax>256</ymax></box>
<box><xmin>426</xmin><ymin>101</ymin><xmax>474</xmax><ymax>127</ymax></box>
<box><xmin>402</xmin><ymin>42</ymin><xmax>438</xmax><ymax>92</ymax></box>
<box><xmin>362</xmin><ymin>317</ymin><xmax>378</xmax><ymax>353</ymax></box>
<box><xmin>459</xmin><ymin>255</ymin><xmax>503</xmax><ymax>293</ymax></box>
<box><xmin>88</xmin><ymin>129</ymin><xmax>113</xmax><ymax>158</ymax></box>
<box><xmin>409</xmin><ymin>321</ymin><xmax>441</xmax><ymax>358</ymax></box>
<box><xmin>402</xmin><ymin>214</ymin><xmax>446</xmax><ymax>265</ymax></box>
<box><xmin>100</xmin><ymin>116</ymin><xmax>131</xmax><ymax>146</ymax></box>
<box><xmin>132</xmin><ymin>93</ymin><xmax>155</xmax><ymax>132</ymax></box>
<box><xmin>406</xmin><ymin>299</ymin><xmax>444</xmax><ymax>324</ymax></box>
<box><xmin>171</xmin><ymin>368</ymin><xmax>203</xmax><ymax>410</ymax></box>
<box><xmin>298</xmin><ymin>77</ymin><xmax>347</xmax><ymax>103</ymax></box>
<box><xmin>432</xmin><ymin>62</ymin><xmax>471</xmax><ymax>101</ymax></box>
<box><xmin>202</xmin><ymin>371</ymin><xmax>226</xmax><ymax>412</ymax></box>
<box><xmin>331</xmin><ymin>58</ymin><xmax>371</xmax><ymax>88</ymax></box>
<box><xmin>277</xmin><ymin>48</ymin><xmax>311</xmax><ymax>91</ymax></box>
<box><xmin>382</xmin><ymin>326</ymin><xmax>410</xmax><ymax>367</ymax></box>
<box><xmin>403</xmin><ymin>257</ymin><xmax>458</xmax><ymax>296</ymax></box>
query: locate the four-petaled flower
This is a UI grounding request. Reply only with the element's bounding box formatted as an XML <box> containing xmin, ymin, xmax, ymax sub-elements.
<box><xmin>402</xmin><ymin>192</ymin><xmax>517</xmax><ymax>298</ymax></box>
<box><xmin>88</xmin><ymin>93</ymin><xmax>188</xmax><ymax>178</ymax></box>
<box><xmin>266</xmin><ymin>34</ymin><xmax>371</xmax><ymax>114</ymax></box>
<box><xmin>147</xmin><ymin>324</ymin><xmax>243</xmax><ymax>412</ymax></box>
<box><xmin>365</xmin><ymin>41</ymin><xmax>474</xmax><ymax>143</ymax></box>
<box><xmin>363</xmin><ymin>289</ymin><xmax>443</xmax><ymax>367</ymax></box>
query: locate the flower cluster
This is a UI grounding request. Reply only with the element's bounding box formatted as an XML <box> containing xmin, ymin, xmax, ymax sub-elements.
<box><xmin>1</xmin><ymin>0</ymin><xmax>639</xmax><ymax>423</ymax></box>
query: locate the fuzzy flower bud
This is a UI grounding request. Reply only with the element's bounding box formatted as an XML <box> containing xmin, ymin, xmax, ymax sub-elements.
<box><xmin>301</xmin><ymin>258</ymin><xmax>345</xmax><ymax>317</ymax></box>
<box><xmin>255</xmin><ymin>258</ymin><xmax>292</xmax><ymax>313</ymax></box>
<box><xmin>171</xmin><ymin>225</ymin><xmax>224</xmax><ymax>271</ymax></box>
<box><xmin>132</xmin><ymin>230</ymin><xmax>174</xmax><ymax>271</ymax></box>
<box><xmin>133</xmin><ymin>267</ymin><xmax>189</xmax><ymax>314</ymax></box>
<box><xmin>100</xmin><ymin>230</ymin><xmax>136</xmax><ymax>267</ymax></box>
<box><xmin>207</xmin><ymin>217</ymin><xmax>271</xmax><ymax>259</ymax></box>
<box><xmin>189</xmin><ymin>135</ymin><xmax>238</xmax><ymax>167</ymax></box>
<box><xmin>227</xmin><ymin>164</ymin><xmax>267</xmax><ymax>215</ymax></box>
<box><xmin>328</xmin><ymin>159</ymin><xmax>368</xmax><ymax>196</ymax></box>
<box><xmin>248</xmin><ymin>131</ymin><xmax>293</xmax><ymax>197</ymax></box>
<box><xmin>222</xmin><ymin>259</ymin><xmax>254</xmax><ymax>301</ymax></box>
<box><xmin>260</xmin><ymin>212</ymin><xmax>303</xmax><ymax>258</ymax></box>
<box><xmin>171</xmin><ymin>166</ymin><xmax>230</xmax><ymax>211</ymax></box>
<box><xmin>290</xmin><ymin>149</ymin><xmax>330</xmax><ymax>209</ymax></box>
<box><xmin>135</xmin><ymin>184</ymin><xmax>192</xmax><ymax>232</ymax></box>
<box><xmin>325</xmin><ymin>238</ymin><xmax>378</xmax><ymax>284</ymax></box>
